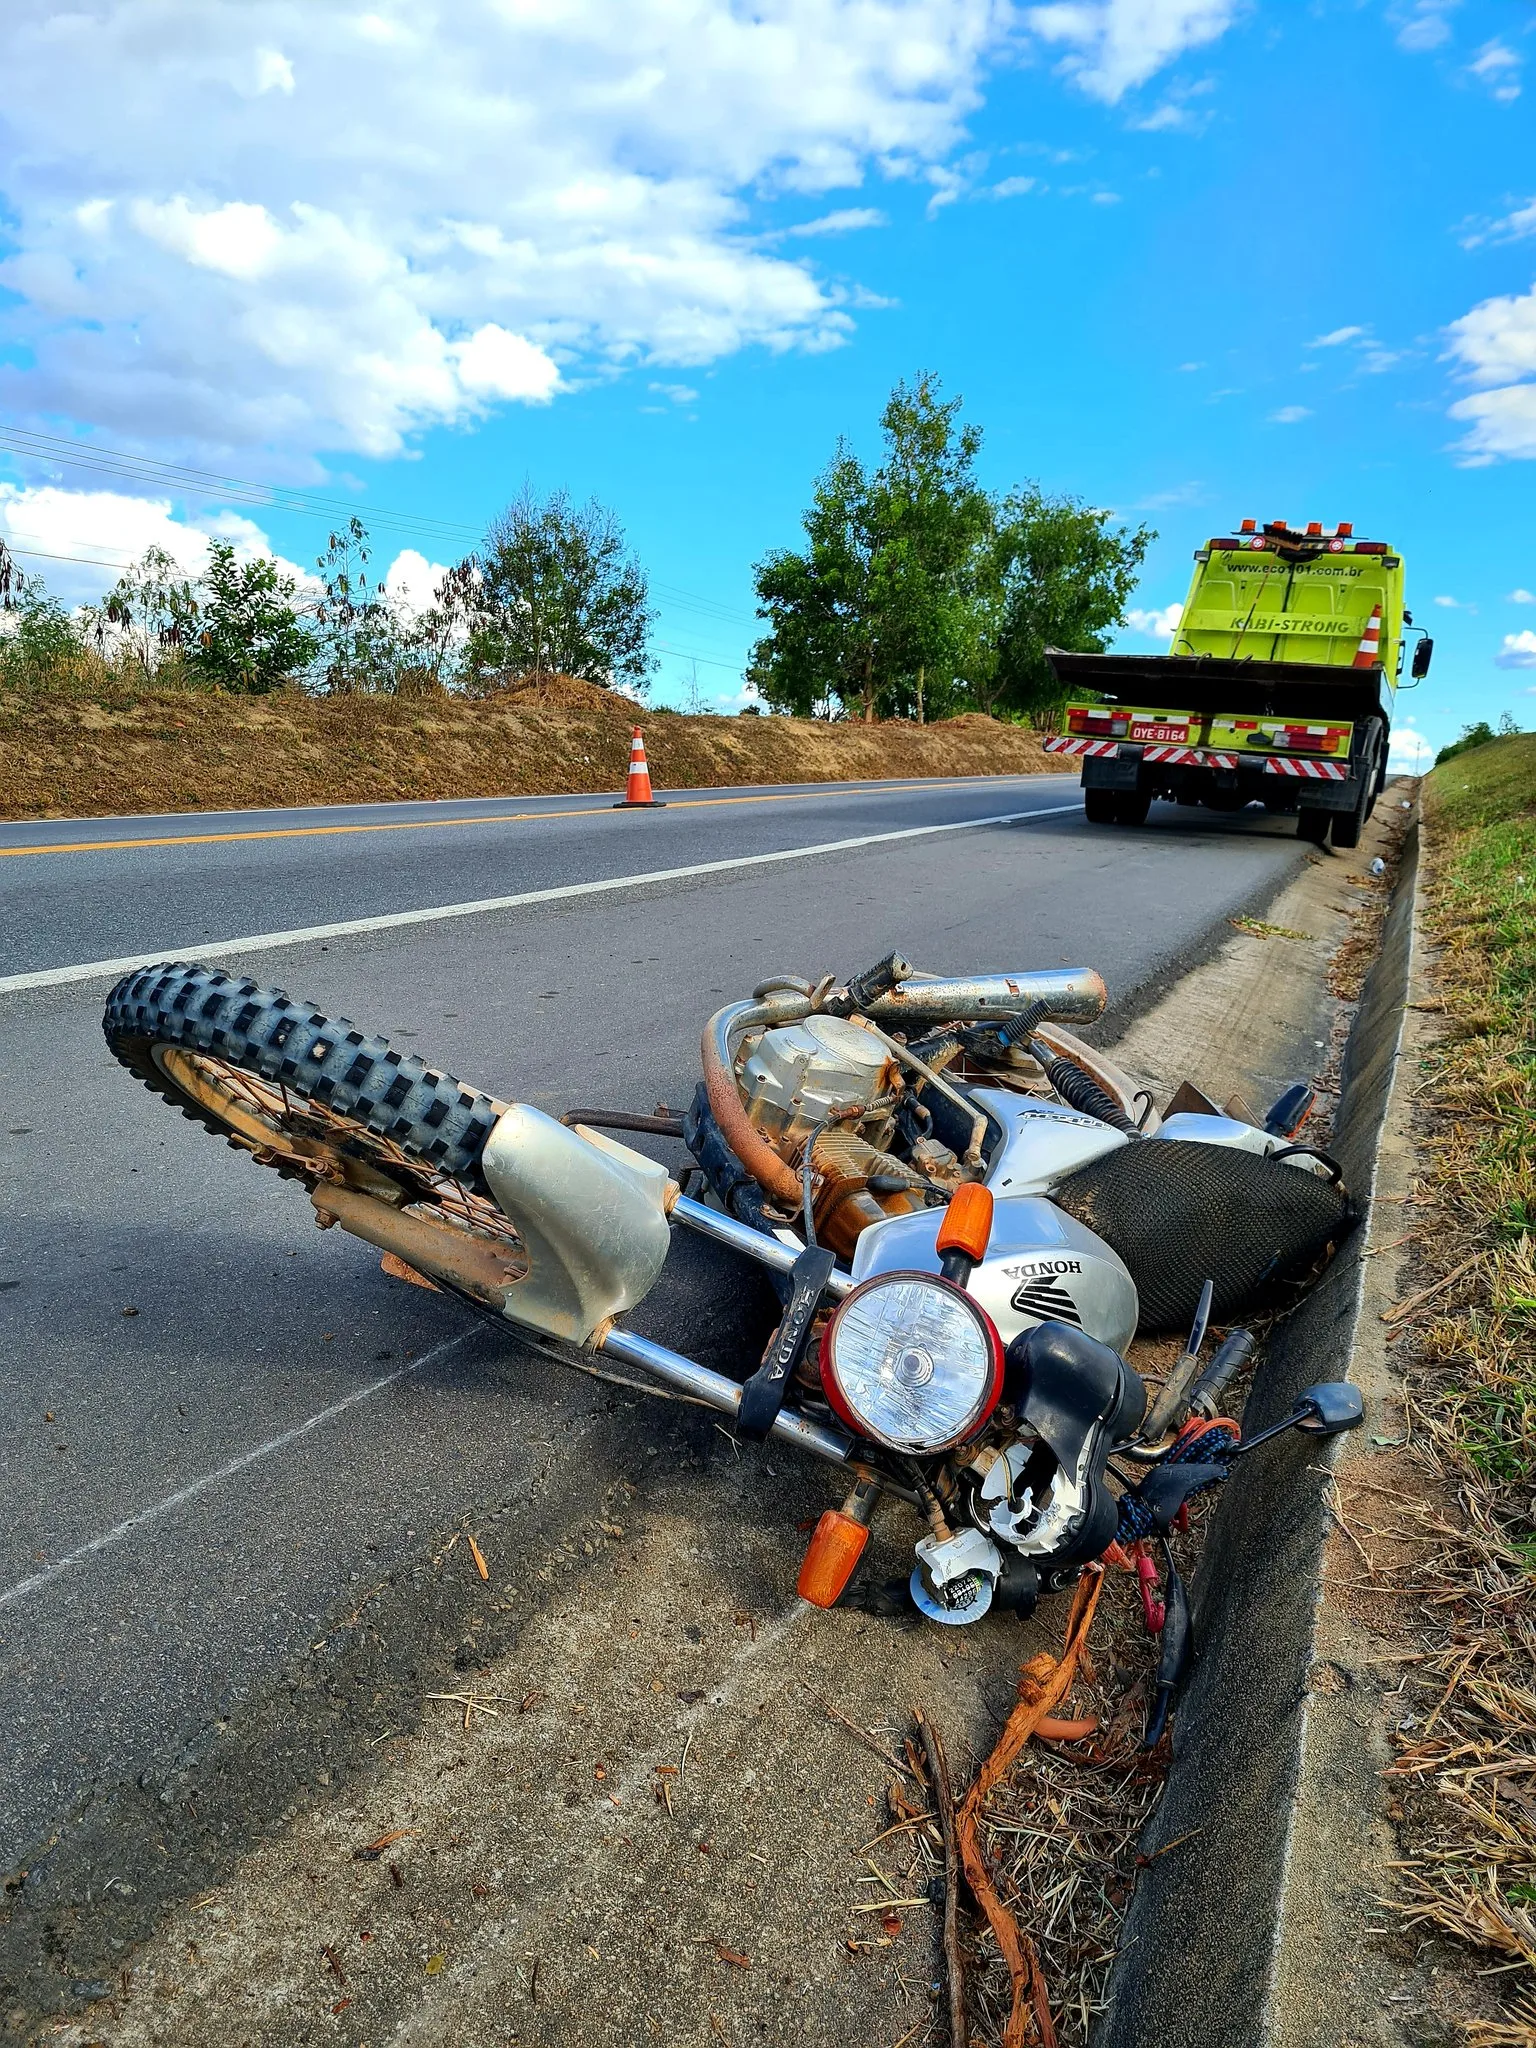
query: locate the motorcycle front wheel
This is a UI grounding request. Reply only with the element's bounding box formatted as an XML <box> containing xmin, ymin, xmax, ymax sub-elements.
<box><xmin>103</xmin><ymin>961</ymin><xmax>518</xmax><ymax>1255</ymax></box>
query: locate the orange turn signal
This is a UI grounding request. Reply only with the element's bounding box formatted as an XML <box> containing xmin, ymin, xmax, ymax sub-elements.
<box><xmin>935</xmin><ymin>1181</ymin><xmax>994</xmax><ymax>1266</ymax></box>
<box><xmin>796</xmin><ymin>1509</ymin><xmax>871</xmax><ymax>1609</ymax></box>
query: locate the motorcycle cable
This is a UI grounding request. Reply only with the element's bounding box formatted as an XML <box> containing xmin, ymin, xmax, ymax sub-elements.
<box><xmin>801</xmin><ymin>1119</ymin><xmax>830</xmax><ymax>1249</ymax></box>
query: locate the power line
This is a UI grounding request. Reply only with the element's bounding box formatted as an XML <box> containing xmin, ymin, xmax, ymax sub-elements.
<box><xmin>0</xmin><ymin>424</ymin><xmax>762</xmax><ymax>629</ymax></box>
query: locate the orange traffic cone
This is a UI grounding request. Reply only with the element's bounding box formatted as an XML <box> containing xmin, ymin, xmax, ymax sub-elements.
<box><xmin>613</xmin><ymin>726</ymin><xmax>665</xmax><ymax>808</ymax></box>
<box><xmin>1352</xmin><ymin>603</ymin><xmax>1383</xmax><ymax>670</ymax></box>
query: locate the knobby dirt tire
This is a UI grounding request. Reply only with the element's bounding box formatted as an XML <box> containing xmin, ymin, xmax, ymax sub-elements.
<box><xmin>103</xmin><ymin>961</ymin><xmax>503</xmax><ymax>1196</ymax></box>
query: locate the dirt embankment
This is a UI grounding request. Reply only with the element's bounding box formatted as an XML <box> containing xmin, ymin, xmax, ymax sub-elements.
<box><xmin>0</xmin><ymin>675</ymin><xmax>1054</xmax><ymax>820</ymax></box>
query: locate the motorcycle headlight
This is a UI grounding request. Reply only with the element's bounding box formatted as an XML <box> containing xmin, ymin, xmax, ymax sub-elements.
<box><xmin>819</xmin><ymin>1273</ymin><xmax>1003</xmax><ymax>1453</ymax></box>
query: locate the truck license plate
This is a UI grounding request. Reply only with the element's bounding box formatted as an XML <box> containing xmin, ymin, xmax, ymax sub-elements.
<box><xmin>1130</xmin><ymin>721</ymin><xmax>1188</xmax><ymax>743</ymax></box>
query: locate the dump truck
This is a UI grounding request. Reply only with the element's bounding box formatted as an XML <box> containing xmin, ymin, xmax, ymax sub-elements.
<box><xmin>1044</xmin><ymin>518</ymin><xmax>1433</xmax><ymax>847</ymax></box>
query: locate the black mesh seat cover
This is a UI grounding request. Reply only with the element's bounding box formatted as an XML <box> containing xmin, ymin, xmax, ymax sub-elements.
<box><xmin>1050</xmin><ymin>1140</ymin><xmax>1356</xmax><ymax>1332</ymax></box>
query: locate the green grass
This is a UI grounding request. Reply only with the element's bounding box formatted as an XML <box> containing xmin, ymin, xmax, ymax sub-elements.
<box><xmin>1421</xmin><ymin>735</ymin><xmax>1536</xmax><ymax>1514</ymax></box>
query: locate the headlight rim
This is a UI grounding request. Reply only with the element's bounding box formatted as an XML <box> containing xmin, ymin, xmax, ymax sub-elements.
<box><xmin>818</xmin><ymin>1269</ymin><xmax>1004</xmax><ymax>1453</ymax></box>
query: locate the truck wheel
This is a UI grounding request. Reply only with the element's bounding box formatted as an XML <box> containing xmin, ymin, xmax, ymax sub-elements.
<box><xmin>1330</xmin><ymin>721</ymin><xmax>1382</xmax><ymax>849</ymax></box>
<box><xmin>1084</xmin><ymin>789</ymin><xmax>1119</xmax><ymax>824</ymax></box>
<box><xmin>1113</xmin><ymin>792</ymin><xmax>1151</xmax><ymax>826</ymax></box>
<box><xmin>1297</xmin><ymin>810</ymin><xmax>1330</xmax><ymax>846</ymax></box>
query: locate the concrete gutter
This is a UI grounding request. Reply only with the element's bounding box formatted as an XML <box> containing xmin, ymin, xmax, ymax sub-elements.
<box><xmin>1099</xmin><ymin>810</ymin><xmax>1422</xmax><ymax>2048</ymax></box>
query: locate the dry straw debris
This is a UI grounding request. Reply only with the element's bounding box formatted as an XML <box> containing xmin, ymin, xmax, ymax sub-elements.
<box><xmin>1372</xmin><ymin>738</ymin><xmax>1536</xmax><ymax>2040</ymax></box>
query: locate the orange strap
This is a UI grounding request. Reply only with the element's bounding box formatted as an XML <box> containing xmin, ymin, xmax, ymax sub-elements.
<box><xmin>954</xmin><ymin>1566</ymin><xmax>1105</xmax><ymax>2048</ymax></box>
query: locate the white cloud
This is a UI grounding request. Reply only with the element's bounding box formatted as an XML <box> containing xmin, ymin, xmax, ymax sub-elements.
<box><xmin>1468</xmin><ymin>39</ymin><xmax>1521</xmax><ymax>101</ymax></box>
<box><xmin>988</xmin><ymin>176</ymin><xmax>1041</xmax><ymax>198</ymax></box>
<box><xmin>1509</xmin><ymin>588</ymin><xmax>1536</xmax><ymax>604</ymax></box>
<box><xmin>0</xmin><ymin>1</ymin><xmax>1015</xmax><ymax>462</ymax></box>
<box><xmin>1126</xmin><ymin>601</ymin><xmax>1183</xmax><ymax>639</ymax></box>
<box><xmin>1307</xmin><ymin>324</ymin><xmax>1367</xmax><ymax>348</ymax></box>
<box><xmin>1026</xmin><ymin>1</ymin><xmax>1243</xmax><ymax>102</ymax></box>
<box><xmin>383</xmin><ymin>548</ymin><xmax>452</xmax><ymax>618</ymax></box>
<box><xmin>1460</xmin><ymin>196</ymin><xmax>1536</xmax><ymax>249</ymax></box>
<box><xmin>1393</xmin><ymin>1</ymin><xmax>1457</xmax><ymax>54</ymax></box>
<box><xmin>1433</xmin><ymin>593</ymin><xmax>1475</xmax><ymax>611</ymax></box>
<box><xmin>451</xmin><ymin>325</ymin><xmax>561</xmax><ymax>403</ymax></box>
<box><xmin>253</xmin><ymin>48</ymin><xmax>294</xmax><ymax>96</ymax></box>
<box><xmin>1127</xmin><ymin>480</ymin><xmax>1202</xmax><ymax>510</ymax></box>
<box><xmin>0</xmin><ymin>483</ymin><xmax>309</xmax><ymax>602</ymax></box>
<box><xmin>1388</xmin><ymin>726</ymin><xmax>1433</xmax><ymax>771</ymax></box>
<box><xmin>648</xmin><ymin>381</ymin><xmax>700</xmax><ymax>404</ymax></box>
<box><xmin>1495</xmin><ymin>630</ymin><xmax>1536</xmax><ymax>669</ymax></box>
<box><xmin>780</xmin><ymin>208</ymin><xmax>888</xmax><ymax>237</ymax></box>
<box><xmin>1269</xmin><ymin>405</ymin><xmax>1312</xmax><ymax>424</ymax></box>
<box><xmin>1445</xmin><ymin>281</ymin><xmax>1536</xmax><ymax>461</ymax></box>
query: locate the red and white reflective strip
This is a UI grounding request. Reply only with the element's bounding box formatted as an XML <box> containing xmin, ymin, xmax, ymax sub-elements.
<box><xmin>1352</xmin><ymin>603</ymin><xmax>1383</xmax><ymax>669</ymax></box>
<box><xmin>1264</xmin><ymin>756</ymin><xmax>1348</xmax><ymax>781</ymax></box>
<box><xmin>1142</xmin><ymin>745</ymin><xmax>1239</xmax><ymax>768</ymax></box>
<box><xmin>1044</xmin><ymin>735</ymin><xmax>1122</xmax><ymax>758</ymax></box>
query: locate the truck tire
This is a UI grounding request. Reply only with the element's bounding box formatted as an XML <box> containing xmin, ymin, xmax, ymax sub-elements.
<box><xmin>1297</xmin><ymin>810</ymin><xmax>1330</xmax><ymax>846</ymax></box>
<box><xmin>1084</xmin><ymin>789</ymin><xmax>1119</xmax><ymax>825</ymax></box>
<box><xmin>1115</xmin><ymin>791</ymin><xmax>1151</xmax><ymax>825</ymax></box>
<box><xmin>1330</xmin><ymin>721</ymin><xmax>1382</xmax><ymax>850</ymax></box>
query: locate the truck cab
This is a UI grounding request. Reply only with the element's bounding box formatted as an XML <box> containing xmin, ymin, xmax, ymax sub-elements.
<box><xmin>1045</xmin><ymin>520</ymin><xmax>1430</xmax><ymax>847</ymax></box>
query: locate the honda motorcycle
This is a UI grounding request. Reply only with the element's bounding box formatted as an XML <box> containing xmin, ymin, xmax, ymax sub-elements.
<box><xmin>104</xmin><ymin>954</ymin><xmax>1360</xmax><ymax>1642</ymax></box>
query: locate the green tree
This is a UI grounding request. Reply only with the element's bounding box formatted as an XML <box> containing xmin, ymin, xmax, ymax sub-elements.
<box><xmin>0</xmin><ymin>543</ymin><xmax>81</xmax><ymax>684</ymax></box>
<box><xmin>752</xmin><ymin>378</ymin><xmax>1154</xmax><ymax>726</ymax></box>
<box><xmin>865</xmin><ymin>374</ymin><xmax>990</xmax><ymax>724</ymax></box>
<box><xmin>979</xmin><ymin>488</ymin><xmax>1153</xmax><ymax>720</ymax></box>
<box><xmin>751</xmin><ymin>374</ymin><xmax>989</xmax><ymax>723</ymax></box>
<box><xmin>312</xmin><ymin>517</ymin><xmax>395</xmax><ymax>694</ymax></box>
<box><xmin>751</xmin><ymin>449</ymin><xmax>881</xmax><ymax>719</ymax></box>
<box><xmin>189</xmin><ymin>541</ymin><xmax>316</xmax><ymax>694</ymax></box>
<box><xmin>1435</xmin><ymin>719</ymin><xmax>1500</xmax><ymax>765</ymax></box>
<box><xmin>91</xmin><ymin>545</ymin><xmax>199</xmax><ymax>677</ymax></box>
<box><xmin>467</xmin><ymin>485</ymin><xmax>655</xmax><ymax>692</ymax></box>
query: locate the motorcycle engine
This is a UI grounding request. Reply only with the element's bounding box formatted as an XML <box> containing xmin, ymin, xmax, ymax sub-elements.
<box><xmin>738</xmin><ymin>1016</ymin><xmax>940</xmax><ymax>1254</ymax></box>
<box><xmin>738</xmin><ymin>1014</ymin><xmax>892</xmax><ymax>1143</ymax></box>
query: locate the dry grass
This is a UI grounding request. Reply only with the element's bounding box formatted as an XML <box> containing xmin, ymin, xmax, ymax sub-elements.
<box><xmin>1372</xmin><ymin>739</ymin><xmax>1536</xmax><ymax>2038</ymax></box>
<box><xmin>962</xmin><ymin>1567</ymin><xmax>1173</xmax><ymax>2048</ymax></box>
<box><xmin>0</xmin><ymin>671</ymin><xmax>1054</xmax><ymax>820</ymax></box>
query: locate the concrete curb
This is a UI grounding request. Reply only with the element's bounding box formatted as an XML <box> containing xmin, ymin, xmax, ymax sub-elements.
<box><xmin>1098</xmin><ymin>810</ymin><xmax>1422</xmax><ymax>2048</ymax></box>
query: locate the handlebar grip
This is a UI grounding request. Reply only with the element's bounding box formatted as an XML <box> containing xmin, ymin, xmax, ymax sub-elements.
<box><xmin>1189</xmin><ymin>1328</ymin><xmax>1256</xmax><ymax>1420</ymax></box>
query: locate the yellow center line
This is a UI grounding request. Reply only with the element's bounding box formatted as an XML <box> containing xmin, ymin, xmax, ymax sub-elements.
<box><xmin>0</xmin><ymin>776</ymin><xmax>1051</xmax><ymax>859</ymax></box>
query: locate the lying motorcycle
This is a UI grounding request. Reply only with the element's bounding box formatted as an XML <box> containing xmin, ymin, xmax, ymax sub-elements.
<box><xmin>103</xmin><ymin>955</ymin><xmax>1359</xmax><ymax>1640</ymax></box>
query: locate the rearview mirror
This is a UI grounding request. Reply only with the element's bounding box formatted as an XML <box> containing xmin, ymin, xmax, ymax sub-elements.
<box><xmin>1411</xmin><ymin>637</ymin><xmax>1433</xmax><ymax>679</ymax></box>
<box><xmin>1293</xmin><ymin>1381</ymin><xmax>1365</xmax><ymax>1435</ymax></box>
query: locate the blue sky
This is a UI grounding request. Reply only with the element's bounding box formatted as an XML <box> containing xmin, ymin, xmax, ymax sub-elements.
<box><xmin>2</xmin><ymin>0</ymin><xmax>1533</xmax><ymax>765</ymax></box>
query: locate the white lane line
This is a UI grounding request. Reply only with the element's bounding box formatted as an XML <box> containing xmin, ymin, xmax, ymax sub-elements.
<box><xmin>0</xmin><ymin>1334</ymin><xmax>468</xmax><ymax>1614</ymax></box>
<box><xmin>1</xmin><ymin>802</ymin><xmax>1080</xmax><ymax>995</ymax></box>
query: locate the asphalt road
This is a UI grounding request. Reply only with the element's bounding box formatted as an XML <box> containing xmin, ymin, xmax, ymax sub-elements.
<box><xmin>0</xmin><ymin>771</ymin><xmax>1315</xmax><ymax>2001</ymax></box>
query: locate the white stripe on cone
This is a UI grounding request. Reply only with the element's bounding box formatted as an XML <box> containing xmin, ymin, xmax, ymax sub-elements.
<box><xmin>1353</xmin><ymin>604</ymin><xmax>1382</xmax><ymax>669</ymax></box>
<box><xmin>623</xmin><ymin>726</ymin><xmax>657</xmax><ymax>804</ymax></box>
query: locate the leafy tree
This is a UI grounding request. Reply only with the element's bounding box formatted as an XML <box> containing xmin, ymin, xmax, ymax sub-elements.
<box><xmin>189</xmin><ymin>541</ymin><xmax>316</xmax><ymax>693</ymax></box>
<box><xmin>865</xmin><ymin>374</ymin><xmax>990</xmax><ymax>723</ymax></box>
<box><xmin>0</xmin><ymin>543</ymin><xmax>81</xmax><ymax>683</ymax></box>
<box><xmin>751</xmin><ymin>375</ymin><xmax>988</xmax><ymax>723</ymax></box>
<box><xmin>91</xmin><ymin>546</ymin><xmax>199</xmax><ymax>676</ymax></box>
<box><xmin>1435</xmin><ymin>719</ymin><xmax>1503</xmax><ymax>765</ymax></box>
<box><xmin>311</xmin><ymin>517</ymin><xmax>395</xmax><ymax>694</ymax></box>
<box><xmin>979</xmin><ymin>488</ymin><xmax>1153</xmax><ymax>720</ymax></box>
<box><xmin>752</xmin><ymin>377</ymin><xmax>1154</xmax><ymax>726</ymax></box>
<box><xmin>467</xmin><ymin>485</ymin><xmax>655</xmax><ymax>691</ymax></box>
<box><xmin>751</xmin><ymin>449</ymin><xmax>881</xmax><ymax>719</ymax></box>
